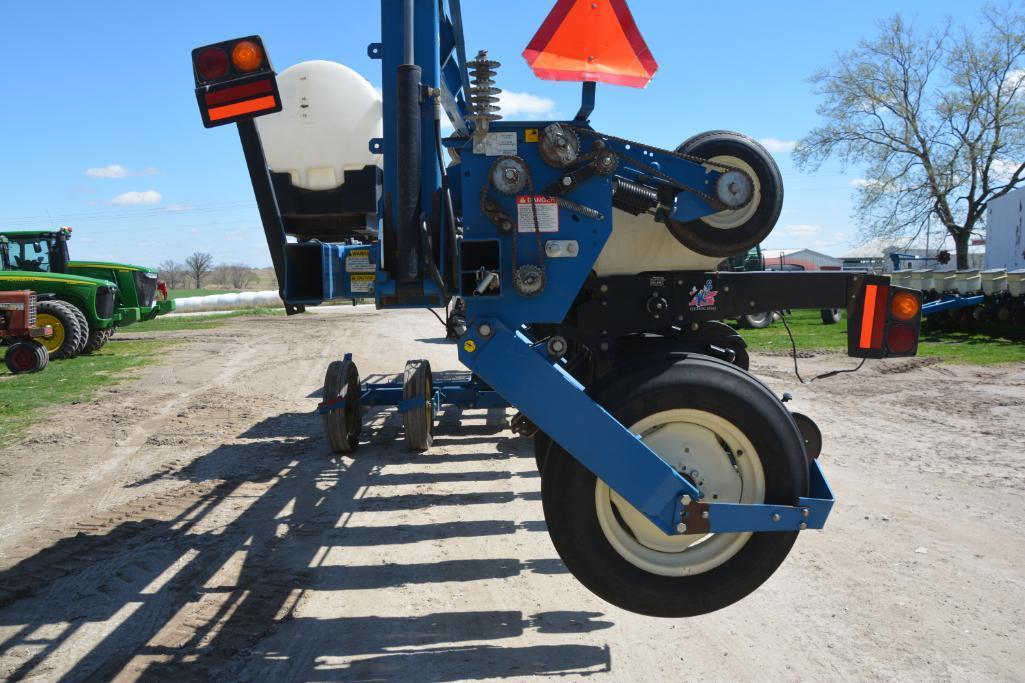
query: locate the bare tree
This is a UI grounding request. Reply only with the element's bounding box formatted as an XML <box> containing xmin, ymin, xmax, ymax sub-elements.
<box><xmin>795</xmin><ymin>6</ymin><xmax>1025</xmax><ymax>268</ymax></box>
<box><xmin>184</xmin><ymin>251</ymin><xmax>214</xmax><ymax>289</ymax></box>
<box><xmin>157</xmin><ymin>260</ymin><xmax>186</xmax><ymax>290</ymax></box>
<box><xmin>226</xmin><ymin>263</ymin><xmax>256</xmax><ymax>289</ymax></box>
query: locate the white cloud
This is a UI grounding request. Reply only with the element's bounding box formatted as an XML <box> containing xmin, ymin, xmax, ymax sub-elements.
<box><xmin>850</xmin><ymin>178</ymin><xmax>879</xmax><ymax>188</ymax></box>
<box><xmin>85</xmin><ymin>164</ymin><xmax>160</xmax><ymax>178</ymax></box>
<box><xmin>497</xmin><ymin>90</ymin><xmax>556</xmax><ymax>117</ymax></box>
<box><xmin>991</xmin><ymin>158</ymin><xmax>1023</xmax><ymax>181</ymax></box>
<box><xmin>110</xmin><ymin>190</ymin><xmax>162</xmax><ymax>205</ymax></box>
<box><xmin>758</xmin><ymin>138</ymin><xmax>797</xmax><ymax>153</ymax></box>
<box><xmin>86</xmin><ymin>164</ymin><xmax>129</xmax><ymax>178</ymax></box>
<box><xmin>782</xmin><ymin>223</ymin><xmax>822</xmax><ymax>237</ymax></box>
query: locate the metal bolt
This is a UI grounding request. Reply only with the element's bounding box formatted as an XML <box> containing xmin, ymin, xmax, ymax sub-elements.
<box><xmin>676</xmin><ymin>523</ymin><xmax>688</xmax><ymax>533</ymax></box>
<box><xmin>799</xmin><ymin>522</ymin><xmax>808</xmax><ymax>530</ymax></box>
<box><xmin>599</xmin><ymin>284</ymin><xmax>608</xmax><ymax>293</ymax></box>
<box><xmin>562</xmin><ymin>176</ymin><xmax>573</xmax><ymax>186</ymax></box>
<box><xmin>771</xmin><ymin>513</ymin><xmax>781</xmax><ymax>522</ymax></box>
<box><xmin>556</xmin><ymin>136</ymin><xmax>568</xmax><ymax>148</ymax></box>
<box><xmin>801</xmin><ymin>508</ymin><xmax>810</xmax><ymax>518</ymax></box>
<box><xmin>690</xmin><ymin>322</ymin><xmax>699</xmax><ymax>331</ymax></box>
<box><xmin>599</xmin><ymin>342</ymin><xmax>609</xmax><ymax>351</ymax></box>
<box><xmin>681</xmin><ymin>494</ymin><xmax>692</xmax><ymax>506</ymax></box>
<box><xmin>701</xmin><ymin>510</ymin><xmax>710</xmax><ymax>519</ymax></box>
<box><xmin>503</xmin><ymin>167</ymin><xmax>519</xmax><ymax>181</ymax></box>
<box><xmin>678</xmin><ymin>315</ymin><xmax>684</xmax><ymax>321</ymax></box>
<box><xmin>724</xmin><ymin>286</ymin><xmax>730</xmax><ymax>292</ymax></box>
<box><xmin>690</xmin><ymin>470</ymin><xmax>699</xmax><ymax>478</ymax></box>
<box><xmin>677</xmin><ymin>280</ymin><xmax>683</xmax><ymax>286</ymax></box>
<box><xmin>478</xmin><ymin>322</ymin><xmax>493</xmax><ymax>338</ymax></box>
<box><xmin>750</xmin><ymin>300</ymin><xmax>756</xmax><ymax>307</ymax></box>
<box><xmin>500</xmin><ymin>220</ymin><xmax>512</xmax><ymax>232</ymax></box>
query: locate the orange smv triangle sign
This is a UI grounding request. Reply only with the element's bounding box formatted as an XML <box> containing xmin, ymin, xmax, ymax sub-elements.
<box><xmin>522</xmin><ymin>0</ymin><xmax>658</xmax><ymax>88</ymax></box>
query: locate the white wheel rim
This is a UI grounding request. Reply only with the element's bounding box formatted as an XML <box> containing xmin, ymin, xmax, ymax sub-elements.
<box><xmin>595</xmin><ymin>409</ymin><xmax>766</xmax><ymax>577</ymax></box>
<box><xmin>701</xmin><ymin>156</ymin><xmax>761</xmax><ymax>230</ymax></box>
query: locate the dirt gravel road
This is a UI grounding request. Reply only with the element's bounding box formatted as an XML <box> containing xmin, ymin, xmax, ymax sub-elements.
<box><xmin>0</xmin><ymin>307</ymin><xmax>1023</xmax><ymax>681</ymax></box>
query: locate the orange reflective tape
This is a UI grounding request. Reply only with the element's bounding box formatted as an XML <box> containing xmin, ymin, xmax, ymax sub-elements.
<box><xmin>207</xmin><ymin>95</ymin><xmax>278</xmax><ymax>121</ymax></box>
<box><xmin>859</xmin><ymin>284</ymin><xmax>878</xmax><ymax>349</ymax></box>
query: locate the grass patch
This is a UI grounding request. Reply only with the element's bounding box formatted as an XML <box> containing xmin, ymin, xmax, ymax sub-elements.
<box><xmin>126</xmin><ymin>307</ymin><xmax>284</xmax><ymax>333</ymax></box>
<box><xmin>0</xmin><ymin>339</ymin><xmax>175</xmax><ymax>448</ymax></box>
<box><xmin>167</xmin><ymin>288</ymin><xmax>241</xmax><ymax>299</ymax></box>
<box><xmin>741</xmin><ymin>309</ymin><xmax>1025</xmax><ymax>365</ymax></box>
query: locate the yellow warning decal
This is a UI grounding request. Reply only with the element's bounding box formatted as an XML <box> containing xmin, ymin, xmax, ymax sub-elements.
<box><xmin>350</xmin><ymin>273</ymin><xmax>375</xmax><ymax>293</ymax></box>
<box><xmin>525</xmin><ymin>128</ymin><xmax>539</xmax><ymax>143</ymax></box>
<box><xmin>463</xmin><ymin>339</ymin><xmax>477</xmax><ymax>353</ymax></box>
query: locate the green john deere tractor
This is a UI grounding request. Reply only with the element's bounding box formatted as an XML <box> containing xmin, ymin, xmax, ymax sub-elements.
<box><xmin>1</xmin><ymin>235</ymin><xmax>119</xmax><ymax>358</ymax></box>
<box><xmin>0</xmin><ymin>227</ymin><xmax>175</xmax><ymax>358</ymax></box>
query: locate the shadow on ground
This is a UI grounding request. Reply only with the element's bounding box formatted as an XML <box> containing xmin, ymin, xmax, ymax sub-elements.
<box><xmin>0</xmin><ymin>408</ymin><xmax>608</xmax><ymax>681</ymax></box>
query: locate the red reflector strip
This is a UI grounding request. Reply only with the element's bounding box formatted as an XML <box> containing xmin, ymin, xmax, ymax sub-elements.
<box><xmin>204</xmin><ymin>78</ymin><xmax>273</xmax><ymax>106</ymax></box>
<box><xmin>858</xmin><ymin>284</ymin><xmax>890</xmax><ymax>349</ymax></box>
<box><xmin>207</xmin><ymin>95</ymin><xmax>278</xmax><ymax>122</ymax></box>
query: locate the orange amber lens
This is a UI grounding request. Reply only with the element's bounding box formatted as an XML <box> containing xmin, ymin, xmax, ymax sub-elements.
<box><xmin>890</xmin><ymin>291</ymin><xmax>920</xmax><ymax>321</ymax></box>
<box><xmin>232</xmin><ymin>40</ymin><xmax>264</xmax><ymax>72</ymax></box>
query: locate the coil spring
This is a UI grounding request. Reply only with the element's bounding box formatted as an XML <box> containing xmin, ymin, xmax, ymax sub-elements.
<box><xmin>612</xmin><ymin>177</ymin><xmax>660</xmax><ymax>215</ymax></box>
<box><xmin>467</xmin><ymin>50</ymin><xmax>502</xmax><ymax>126</ymax></box>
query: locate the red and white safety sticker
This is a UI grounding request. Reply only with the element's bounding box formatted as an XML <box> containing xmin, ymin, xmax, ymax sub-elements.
<box><xmin>516</xmin><ymin>195</ymin><xmax>559</xmax><ymax>232</ymax></box>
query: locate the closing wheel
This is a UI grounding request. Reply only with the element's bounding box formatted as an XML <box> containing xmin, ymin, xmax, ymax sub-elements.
<box><xmin>323</xmin><ymin>359</ymin><xmax>362</xmax><ymax>454</ymax></box>
<box><xmin>403</xmin><ymin>359</ymin><xmax>435</xmax><ymax>451</ymax></box>
<box><xmin>667</xmin><ymin>131</ymin><xmax>783</xmax><ymax>257</ymax></box>
<box><xmin>541</xmin><ymin>354</ymin><xmax>808</xmax><ymax>617</ymax></box>
<box><xmin>820</xmin><ymin>308</ymin><xmax>842</xmax><ymax>325</ymax></box>
<box><xmin>4</xmin><ymin>341</ymin><xmax>44</xmax><ymax>374</ymax></box>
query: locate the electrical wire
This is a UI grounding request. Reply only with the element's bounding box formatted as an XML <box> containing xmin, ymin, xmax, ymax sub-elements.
<box><xmin>776</xmin><ymin>311</ymin><xmax>868</xmax><ymax>384</ymax></box>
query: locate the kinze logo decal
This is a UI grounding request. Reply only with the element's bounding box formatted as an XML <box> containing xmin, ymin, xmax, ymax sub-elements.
<box><xmin>688</xmin><ymin>279</ymin><xmax>718</xmax><ymax>310</ymax></box>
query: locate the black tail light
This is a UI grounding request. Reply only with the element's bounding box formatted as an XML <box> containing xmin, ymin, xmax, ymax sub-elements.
<box><xmin>848</xmin><ymin>275</ymin><xmax>923</xmax><ymax>358</ymax></box>
<box><xmin>192</xmin><ymin>36</ymin><xmax>281</xmax><ymax>128</ymax></box>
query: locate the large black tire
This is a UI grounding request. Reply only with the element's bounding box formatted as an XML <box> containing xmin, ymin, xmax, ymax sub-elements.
<box><xmin>403</xmin><ymin>359</ymin><xmax>435</xmax><ymax>451</ymax></box>
<box><xmin>83</xmin><ymin>328</ymin><xmax>109</xmax><ymax>354</ymax></box>
<box><xmin>669</xmin><ymin>131</ymin><xmax>783</xmax><ymax>257</ymax></box>
<box><xmin>36</xmin><ymin>300</ymin><xmax>86</xmax><ymax>360</ymax></box>
<box><xmin>738</xmin><ymin>312</ymin><xmax>773</xmax><ymax>329</ymax></box>
<box><xmin>820</xmin><ymin>308</ymin><xmax>842</xmax><ymax>325</ymax></box>
<box><xmin>4</xmin><ymin>341</ymin><xmax>45</xmax><ymax>374</ymax></box>
<box><xmin>66</xmin><ymin>305</ymin><xmax>90</xmax><ymax>355</ymax></box>
<box><xmin>33</xmin><ymin>342</ymin><xmax>49</xmax><ymax>371</ymax></box>
<box><xmin>541</xmin><ymin>354</ymin><xmax>808</xmax><ymax>617</ymax></box>
<box><xmin>323</xmin><ymin>359</ymin><xmax>362</xmax><ymax>454</ymax></box>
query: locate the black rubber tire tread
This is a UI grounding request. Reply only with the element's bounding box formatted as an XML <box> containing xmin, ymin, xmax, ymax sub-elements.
<box><xmin>65</xmin><ymin>304</ymin><xmax>90</xmax><ymax>354</ymax></box>
<box><xmin>323</xmin><ymin>359</ymin><xmax>362</xmax><ymax>454</ymax></box>
<box><xmin>534</xmin><ymin>431</ymin><xmax>553</xmax><ymax>474</ymax></box>
<box><xmin>669</xmin><ymin>131</ymin><xmax>784</xmax><ymax>257</ymax></box>
<box><xmin>820</xmin><ymin>308</ymin><xmax>842</xmax><ymax>325</ymax></box>
<box><xmin>37</xmin><ymin>300</ymin><xmax>85</xmax><ymax>360</ymax></box>
<box><xmin>33</xmin><ymin>342</ymin><xmax>49</xmax><ymax>371</ymax></box>
<box><xmin>5</xmin><ymin>341</ymin><xmax>43</xmax><ymax>374</ymax></box>
<box><xmin>541</xmin><ymin>353</ymin><xmax>808</xmax><ymax>617</ymax></box>
<box><xmin>82</xmin><ymin>328</ymin><xmax>109</xmax><ymax>354</ymax></box>
<box><xmin>403</xmin><ymin>359</ymin><xmax>435</xmax><ymax>452</ymax></box>
<box><xmin>739</xmin><ymin>312</ymin><xmax>773</xmax><ymax>329</ymax></box>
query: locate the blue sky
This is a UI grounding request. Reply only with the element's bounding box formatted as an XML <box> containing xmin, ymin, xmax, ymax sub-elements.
<box><xmin>0</xmin><ymin>0</ymin><xmax>988</xmax><ymax>267</ymax></box>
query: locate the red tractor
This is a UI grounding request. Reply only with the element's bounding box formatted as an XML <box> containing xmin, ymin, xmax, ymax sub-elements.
<box><xmin>0</xmin><ymin>290</ymin><xmax>52</xmax><ymax>374</ymax></box>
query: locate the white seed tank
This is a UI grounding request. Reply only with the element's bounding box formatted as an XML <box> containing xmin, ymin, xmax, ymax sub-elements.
<box><xmin>256</xmin><ymin>60</ymin><xmax>383</xmax><ymax>191</ymax></box>
<box><xmin>595</xmin><ymin>210</ymin><xmax>724</xmax><ymax>275</ymax></box>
